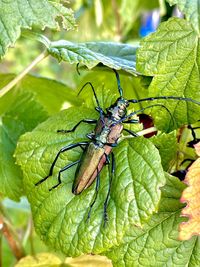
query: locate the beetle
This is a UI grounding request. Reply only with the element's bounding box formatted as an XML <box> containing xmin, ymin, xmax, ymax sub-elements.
<box><xmin>35</xmin><ymin>70</ymin><xmax>200</xmax><ymax>222</ymax></box>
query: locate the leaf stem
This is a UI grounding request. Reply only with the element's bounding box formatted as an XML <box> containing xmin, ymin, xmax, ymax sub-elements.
<box><xmin>0</xmin><ymin>51</ymin><xmax>48</xmax><ymax>98</ymax></box>
<box><xmin>137</xmin><ymin>127</ymin><xmax>157</xmax><ymax>137</ymax></box>
<box><xmin>0</xmin><ymin>216</ymin><xmax>25</xmax><ymax>260</ymax></box>
<box><xmin>29</xmin><ymin>217</ymin><xmax>35</xmax><ymax>256</ymax></box>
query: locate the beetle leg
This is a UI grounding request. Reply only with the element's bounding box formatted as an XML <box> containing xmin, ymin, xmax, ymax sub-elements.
<box><xmin>123</xmin><ymin>128</ymin><xmax>138</xmax><ymax>137</ymax></box>
<box><xmin>103</xmin><ymin>152</ymin><xmax>115</xmax><ymax>226</ymax></box>
<box><xmin>35</xmin><ymin>142</ymin><xmax>88</xmax><ymax>186</ymax></box>
<box><xmin>57</xmin><ymin>119</ymin><xmax>97</xmax><ymax>133</ymax></box>
<box><xmin>80</xmin><ymin>145</ymin><xmax>86</xmax><ymax>150</ymax></box>
<box><xmin>49</xmin><ymin>160</ymin><xmax>81</xmax><ymax>191</ymax></box>
<box><xmin>187</xmin><ymin>125</ymin><xmax>200</xmax><ymax>147</ymax></box>
<box><xmin>95</xmin><ymin>107</ymin><xmax>105</xmax><ymax>115</ymax></box>
<box><xmin>123</xmin><ymin>119</ymin><xmax>139</xmax><ymax>124</ymax></box>
<box><xmin>76</xmin><ymin>63</ymin><xmax>80</xmax><ymax>75</ymax></box>
<box><xmin>104</xmin><ymin>142</ymin><xmax>117</xmax><ymax>147</ymax></box>
<box><xmin>104</xmin><ymin>153</ymin><xmax>110</xmax><ymax>165</ymax></box>
<box><xmin>86</xmin><ymin>169</ymin><xmax>100</xmax><ymax>221</ymax></box>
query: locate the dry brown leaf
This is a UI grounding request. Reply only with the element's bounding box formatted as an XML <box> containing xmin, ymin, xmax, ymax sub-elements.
<box><xmin>179</xmin><ymin>142</ymin><xmax>200</xmax><ymax>240</ymax></box>
<box><xmin>194</xmin><ymin>142</ymin><xmax>200</xmax><ymax>156</ymax></box>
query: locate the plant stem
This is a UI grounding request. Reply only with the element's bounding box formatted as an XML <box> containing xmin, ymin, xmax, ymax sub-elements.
<box><xmin>0</xmin><ymin>216</ymin><xmax>25</xmax><ymax>260</ymax></box>
<box><xmin>137</xmin><ymin>127</ymin><xmax>157</xmax><ymax>137</ymax></box>
<box><xmin>29</xmin><ymin>217</ymin><xmax>35</xmax><ymax>256</ymax></box>
<box><xmin>0</xmin><ymin>203</ymin><xmax>25</xmax><ymax>260</ymax></box>
<box><xmin>0</xmin><ymin>51</ymin><xmax>48</xmax><ymax>98</ymax></box>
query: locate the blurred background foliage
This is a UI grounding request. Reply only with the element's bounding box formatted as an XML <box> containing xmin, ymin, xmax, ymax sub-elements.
<box><xmin>0</xmin><ymin>0</ymin><xmax>181</xmax><ymax>87</ymax></box>
<box><xmin>0</xmin><ymin>0</ymin><xmax>185</xmax><ymax>266</ymax></box>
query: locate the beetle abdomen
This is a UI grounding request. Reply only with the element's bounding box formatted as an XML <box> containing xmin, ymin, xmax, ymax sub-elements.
<box><xmin>72</xmin><ymin>143</ymin><xmax>105</xmax><ymax>194</ymax></box>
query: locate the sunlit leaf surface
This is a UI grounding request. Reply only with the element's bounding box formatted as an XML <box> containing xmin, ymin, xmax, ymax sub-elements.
<box><xmin>137</xmin><ymin>18</ymin><xmax>200</xmax><ymax>131</ymax></box>
<box><xmin>0</xmin><ymin>0</ymin><xmax>75</xmax><ymax>58</ymax></box>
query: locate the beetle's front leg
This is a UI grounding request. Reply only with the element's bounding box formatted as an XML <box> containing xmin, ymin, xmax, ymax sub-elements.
<box><xmin>57</xmin><ymin>119</ymin><xmax>97</xmax><ymax>134</ymax></box>
<box><xmin>87</xmin><ymin>168</ymin><xmax>100</xmax><ymax>221</ymax></box>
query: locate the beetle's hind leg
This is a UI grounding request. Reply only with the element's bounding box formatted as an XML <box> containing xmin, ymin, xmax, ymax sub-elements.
<box><xmin>87</xmin><ymin>169</ymin><xmax>100</xmax><ymax>221</ymax></box>
<box><xmin>103</xmin><ymin>152</ymin><xmax>115</xmax><ymax>226</ymax></box>
<box><xmin>86</xmin><ymin>152</ymin><xmax>110</xmax><ymax>222</ymax></box>
<box><xmin>49</xmin><ymin>160</ymin><xmax>80</xmax><ymax>191</ymax></box>
<box><xmin>35</xmin><ymin>142</ymin><xmax>88</xmax><ymax>186</ymax></box>
<box><xmin>57</xmin><ymin>119</ymin><xmax>97</xmax><ymax>134</ymax></box>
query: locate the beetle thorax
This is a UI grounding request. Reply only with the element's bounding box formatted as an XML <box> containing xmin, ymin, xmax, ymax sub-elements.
<box><xmin>107</xmin><ymin>98</ymin><xmax>129</xmax><ymax>121</ymax></box>
<box><xmin>95</xmin><ymin>126</ymin><xmax>110</xmax><ymax>147</ymax></box>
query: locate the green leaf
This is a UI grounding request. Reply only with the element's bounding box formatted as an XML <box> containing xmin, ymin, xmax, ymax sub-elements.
<box><xmin>159</xmin><ymin>173</ymin><xmax>186</xmax><ymax>212</ymax></box>
<box><xmin>167</xmin><ymin>0</ymin><xmax>200</xmax><ymax>33</ymax></box>
<box><xmin>150</xmin><ymin>131</ymin><xmax>177</xmax><ymax>171</ymax></box>
<box><xmin>15</xmin><ymin>105</ymin><xmax>165</xmax><ymax>256</ymax></box>
<box><xmin>0</xmin><ymin>73</ymin><xmax>81</xmax><ymax>116</ymax></box>
<box><xmin>137</xmin><ymin>18</ymin><xmax>200</xmax><ymax>131</ymax></box>
<box><xmin>0</xmin><ymin>91</ymin><xmax>48</xmax><ymax>201</ymax></box>
<box><xmin>106</xmin><ymin>174</ymin><xmax>200</xmax><ymax>267</ymax></box>
<box><xmin>48</xmin><ymin>41</ymin><xmax>139</xmax><ymax>75</ymax></box>
<box><xmin>0</xmin><ymin>0</ymin><xmax>75</xmax><ymax>58</ymax></box>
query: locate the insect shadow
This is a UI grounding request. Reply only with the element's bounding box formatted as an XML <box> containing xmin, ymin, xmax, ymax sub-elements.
<box><xmin>35</xmin><ymin>70</ymin><xmax>200</xmax><ymax>224</ymax></box>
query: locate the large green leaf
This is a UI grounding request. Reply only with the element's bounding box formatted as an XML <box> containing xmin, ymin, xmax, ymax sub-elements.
<box><xmin>0</xmin><ymin>92</ymin><xmax>48</xmax><ymax>201</ymax></box>
<box><xmin>150</xmin><ymin>131</ymin><xmax>177</xmax><ymax>171</ymax></box>
<box><xmin>15</xmin><ymin>105</ymin><xmax>165</xmax><ymax>256</ymax></box>
<box><xmin>105</xmin><ymin>174</ymin><xmax>200</xmax><ymax>267</ymax></box>
<box><xmin>0</xmin><ymin>73</ymin><xmax>81</xmax><ymax>116</ymax></box>
<box><xmin>0</xmin><ymin>0</ymin><xmax>75</xmax><ymax>58</ymax></box>
<box><xmin>167</xmin><ymin>0</ymin><xmax>200</xmax><ymax>33</ymax></box>
<box><xmin>48</xmin><ymin>40</ymin><xmax>139</xmax><ymax>75</ymax></box>
<box><xmin>137</xmin><ymin>18</ymin><xmax>200</xmax><ymax>131</ymax></box>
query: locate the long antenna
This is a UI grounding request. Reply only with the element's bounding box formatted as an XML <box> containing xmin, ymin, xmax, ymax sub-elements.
<box><xmin>78</xmin><ymin>82</ymin><xmax>105</xmax><ymax>124</ymax></box>
<box><xmin>112</xmin><ymin>69</ymin><xmax>123</xmax><ymax>97</ymax></box>
<box><xmin>128</xmin><ymin>96</ymin><xmax>200</xmax><ymax>105</ymax></box>
<box><xmin>78</xmin><ymin>82</ymin><xmax>101</xmax><ymax>109</ymax></box>
<box><xmin>118</xmin><ymin>104</ymin><xmax>176</xmax><ymax>126</ymax></box>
